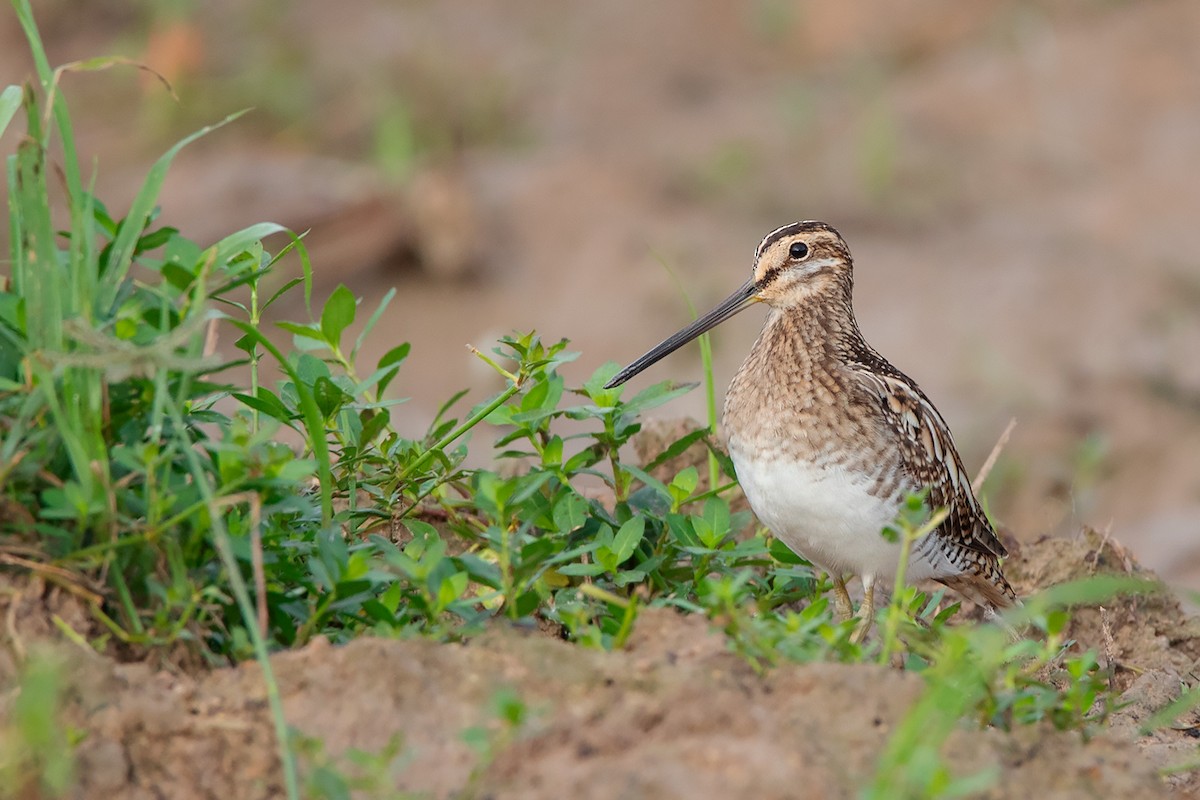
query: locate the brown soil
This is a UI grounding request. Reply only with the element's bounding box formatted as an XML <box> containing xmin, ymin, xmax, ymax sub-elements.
<box><xmin>2</xmin><ymin>527</ymin><xmax>1199</xmax><ymax>799</ymax></box>
<box><xmin>2</xmin><ymin>0</ymin><xmax>1199</xmax><ymax>593</ymax></box>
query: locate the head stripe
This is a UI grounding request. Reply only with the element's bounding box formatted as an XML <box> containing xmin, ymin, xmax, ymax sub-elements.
<box><xmin>755</xmin><ymin>220</ymin><xmax>841</xmax><ymax>259</ymax></box>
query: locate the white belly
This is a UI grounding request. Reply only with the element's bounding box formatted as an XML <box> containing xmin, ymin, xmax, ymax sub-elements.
<box><xmin>731</xmin><ymin>450</ymin><xmax>946</xmax><ymax>583</ymax></box>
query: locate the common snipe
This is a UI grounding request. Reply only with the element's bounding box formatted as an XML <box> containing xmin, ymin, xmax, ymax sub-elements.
<box><xmin>606</xmin><ymin>221</ymin><xmax>1017</xmax><ymax>637</ymax></box>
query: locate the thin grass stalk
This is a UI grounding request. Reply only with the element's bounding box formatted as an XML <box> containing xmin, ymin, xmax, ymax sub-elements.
<box><xmin>877</xmin><ymin>506</ymin><xmax>948</xmax><ymax>665</ymax></box>
<box><xmin>655</xmin><ymin>254</ymin><xmax>722</xmax><ymax>491</ymax></box>
<box><xmin>164</xmin><ymin>397</ymin><xmax>299</xmax><ymax>800</ymax></box>
<box><xmin>399</xmin><ymin>381</ymin><xmax>523</xmax><ymax>484</ymax></box>
<box><xmin>12</xmin><ymin>0</ymin><xmax>85</xmax><ymax>229</ymax></box>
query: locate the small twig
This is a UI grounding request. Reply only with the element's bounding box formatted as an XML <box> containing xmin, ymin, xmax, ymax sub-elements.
<box><xmin>1086</xmin><ymin>521</ymin><xmax>1118</xmax><ymax>573</ymax></box>
<box><xmin>0</xmin><ymin>553</ymin><xmax>104</xmax><ymax>605</ymax></box>
<box><xmin>578</xmin><ymin>582</ymin><xmax>628</xmax><ymax>607</ymax></box>
<box><xmin>51</xmin><ymin>613</ymin><xmax>99</xmax><ymax>656</ymax></box>
<box><xmin>4</xmin><ymin>585</ymin><xmax>26</xmax><ymax>663</ymax></box>
<box><xmin>203</xmin><ymin>316</ymin><xmax>220</xmax><ymax>359</ymax></box>
<box><xmin>1099</xmin><ymin>605</ymin><xmax>1118</xmax><ymax>668</ymax></box>
<box><xmin>972</xmin><ymin>417</ymin><xmax>1017</xmax><ymax>494</ymax></box>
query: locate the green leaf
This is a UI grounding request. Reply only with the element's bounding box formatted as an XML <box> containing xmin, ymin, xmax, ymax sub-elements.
<box><xmin>615</xmin><ymin>569</ymin><xmax>647</xmax><ymax>586</ymax></box>
<box><xmin>209</xmin><ymin>222</ymin><xmax>296</xmax><ymax>271</ymax></box>
<box><xmin>690</xmin><ymin>506</ymin><xmax>725</xmax><ymax>551</ymax></box>
<box><xmin>352</xmin><ymin>287</ymin><xmax>396</xmax><ymax>361</ymax></box>
<box><xmin>113</xmin><ymin>317</ymin><xmax>137</xmax><ymax>340</ymax></box>
<box><xmin>516</xmin><ymin>537</ymin><xmax>556</xmax><ymax>566</ymax></box>
<box><xmin>612</xmin><ymin>516</ymin><xmax>645</xmax><ymax>563</ymax></box>
<box><xmin>668</xmin><ymin>466</ymin><xmax>699</xmax><ymax>504</ymax></box>
<box><xmin>552</xmin><ymin>492</ymin><xmax>588</xmax><ymax>533</ymax></box>
<box><xmin>277</xmin><ymin>458</ymin><xmax>317</xmax><ymax>482</ymax></box>
<box><xmin>620</xmin><ymin>464</ymin><xmax>671</xmax><ymax>503</ymax></box>
<box><xmin>768</xmin><ymin>537</ymin><xmax>805</xmax><ymax>565</ymax></box>
<box><xmin>511</xmin><ymin>475</ymin><xmax>554</xmax><ymax>511</ymax></box>
<box><xmin>556</xmin><ymin>562</ymin><xmax>605</xmax><ymax>577</ymax></box>
<box><xmin>0</xmin><ymin>85</ymin><xmax>20</xmax><ymax>139</ymax></box>
<box><xmin>542</xmin><ymin>435</ymin><xmax>564</xmax><ymax>467</ymax></box>
<box><xmin>162</xmin><ymin>230</ymin><xmax>203</xmax><ymax>273</ymax></box>
<box><xmin>264</xmin><ymin>277</ymin><xmax>305</xmax><ymax>312</ymax></box>
<box><xmin>320</xmin><ymin>285</ymin><xmax>357</xmax><ymax>350</ymax></box>
<box><xmin>357</xmin><ymin>408</ymin><xmax>390</xmax><ymax>448</ymax></box>
<box><xmin>699</xmin><ymin>498</ymin><xmax>731</xmax><ymax>546</ymax></box>
<box><xmin>312</xmin><ymin>376</ymin><xmax>350</xmax><ymax>419</ymax></box>
<box><xmin>512</xmin><ymin>590</ymin><xmax>541</xmax><ymax>617</ymax></box>
<box><xmin>376</xmin><ymin>343</ymin><xmax>411</xmax><ymax>397</ymax></box>
<box><xmin>644</xmin><ymin>427</ymin><xmax>709</xmax><ymax>472</ymax></box>
<box><xmin>162</xmin><ymin>261</ymin><xmax>196</xmax><ymax>292</ymax></box>
<box><xmin>435</xmin><ymin>571</ymin><xmax>469</xmax><ymax>612</ymax></box>
<box><xmin>272</xmin><ymin>322</ymin><xmax>322</xmax><ymax>352</ymax></box>
<box><xmin>134</xmin><ymin>225</ymin><xmax>177</xmax><ymax>255</ymax></box>
<box><xmin>233</xmin><ymin>388</ymin><xmax>295</xmax><ymax>422</ymax></box>
<box><xmin>100</xmin><ymin>109</ymin><xmax>250</xmax><ymax>312</ymax></box>
<box><xmin>620</xmin><ymin>381</ymin><xmax>695</xmax><ymax>417</ymax></box>
<box><xmin>228</xmin><ymin>320</ymin><xmax>334</xmax><ymax>523</ymax></box>
<box><xmin>563</xmin><ymin>445</ymin><xmax>602</xmax><ymax>473</ymax></box>
<box><xmin>515</xmin><ymin>374</ymin><xmax>564</xmax><ymax>423</ymax></box>
<box><xmin>295</xmin><ymin>353</ymin><xmax>332</xmax><ymax>384</ymax></box>
<box><xmin>359</xmin><ymin>598</ymin><xmax>398</xmax><ymax>625</ymax></box>
<box><xmin>582</xmin><ymin>362</ymin><xmax>622</xmax><ymax>405</ymax></box>
<box><xmin>709</xmin><ymin>445</ymin><xmax>739</xmax><ymax>481</ymax></box>
<box><xmin>594</xmin><ymin>546</ymin><xmax>619</xmax><ymax>574</ymax></box>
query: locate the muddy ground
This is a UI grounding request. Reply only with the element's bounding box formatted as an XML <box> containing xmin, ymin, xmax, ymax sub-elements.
<box><xmin>3</xmin><ymin>1</ymin><xmax>1200</xmax><ymax>797</ymax></box>
<box><xmin>2</xmin><ymin>529</ymin><xmax>1199</xmax><ymax>798</ymax></box>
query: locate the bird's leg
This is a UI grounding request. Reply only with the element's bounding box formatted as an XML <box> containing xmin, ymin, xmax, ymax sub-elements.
<box><xmin>850</xmin><ymin>574</ymin><xmax>877</xmax><ymax>644</ymax></box>
<box><xmin>831</xmin><ymin>574</ymin><xmax>854</xmax><ymax>622</ymax></box>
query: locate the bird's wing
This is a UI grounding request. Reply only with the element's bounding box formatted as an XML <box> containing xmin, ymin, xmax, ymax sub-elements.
<box><xmin>850</xmin><ymin>368</ymin><xmax>1008</xmax><ymax>560</ymax></box>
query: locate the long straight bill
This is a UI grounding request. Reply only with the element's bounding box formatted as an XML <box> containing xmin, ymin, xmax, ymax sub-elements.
<box><xmin>604</xmin><ymin>279</ymin><xmax>759</xmax><ymax>388</ymax></box>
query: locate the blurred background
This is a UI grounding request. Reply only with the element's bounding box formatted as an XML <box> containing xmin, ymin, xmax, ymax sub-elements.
<box><xmin>3</xmin><ymin>0</ymin><xmax>1199</xmax><ymax>591</ymax></box>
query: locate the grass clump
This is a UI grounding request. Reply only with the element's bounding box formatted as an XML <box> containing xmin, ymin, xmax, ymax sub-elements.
<box><xmin>3</xmin><ymin>0</ymin><xmax>806</xmax><ymax>694</ymax></box>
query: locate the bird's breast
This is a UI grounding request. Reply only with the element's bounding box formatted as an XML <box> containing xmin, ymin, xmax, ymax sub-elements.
<box><xmin>722</xmin><ymin>332</ymin><xmax>923</xmax><ymax>577</ymax></box>
<box><xmin>728</xmin><ymin>445</ymin><xmax>913</xmax><ymax>577</ymax></box>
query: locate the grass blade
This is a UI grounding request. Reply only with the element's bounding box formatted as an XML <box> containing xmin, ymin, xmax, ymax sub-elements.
<box><xmin>99</xmin><ymin>109</ymin><xmax>250</xmax><ymax>314</ymax></box>
<box><xmin>0</xmin><ymin>84</ymin><xmax>21</xmax><ymax>138</ymax></box>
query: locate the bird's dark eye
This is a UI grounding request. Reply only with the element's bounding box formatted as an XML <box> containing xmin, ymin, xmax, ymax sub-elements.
<box><xmin>789</xmin><ymin>241</ymin><xmax>809</xmax><ymax>259</ymax></box>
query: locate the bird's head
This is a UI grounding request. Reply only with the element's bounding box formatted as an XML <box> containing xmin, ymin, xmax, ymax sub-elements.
<box><xmin>604</xmin><ymin>221</ymin><xmax>852</xmax><ymax>389</ymax></box>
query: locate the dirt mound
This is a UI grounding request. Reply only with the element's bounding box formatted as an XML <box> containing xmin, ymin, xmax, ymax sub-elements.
<box><xmin>1006</xmin><ymin>530</ymin><xmax>1200</xmax><ymax>795</ymax></box>
<box><xmin>1007</xmin><ymin>528</ymin><xmax>1200</xmax><ymax>688</ymax></box>
<box><xmin>56</xmin><ymin>606</ymin><xmax>1162</xmax><ymax>800</ymax></box>
<box><xmin>4</xmin><ymin>530</ymin><xmax>1199</xmax><ymax>798</ymax></box>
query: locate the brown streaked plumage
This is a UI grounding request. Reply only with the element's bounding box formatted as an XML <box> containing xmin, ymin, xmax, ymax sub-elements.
<box><xmin>606</xmin><ymin>221</ymin><xmax>1017</xmax><ymax>637</ymax></box>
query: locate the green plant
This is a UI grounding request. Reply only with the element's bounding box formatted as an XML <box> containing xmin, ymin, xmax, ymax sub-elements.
<box><xmin>0</xmin><ymin>648</ymin><xmax>76</xmax><ymax>799</ymax></box>
<box><xmin>867</xmin><ymin>574</ymin><xmax>1153</xmax><ymax>799</ymax></box>
<box><xmin>459</xmin><ymin>687</ymin><xmax>531</xmax><ymax>799</ymax></box>
<box><xmin>297</xmin><ymin>732</ymin><xmax>419</xmax><ymax>800</ymax></box>
<box><xmin>875</xmin><ymin>491</ymin><xmax>951</xmax><ymax>663</ymax></box>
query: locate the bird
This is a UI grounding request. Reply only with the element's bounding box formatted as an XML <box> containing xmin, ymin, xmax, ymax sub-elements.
<box><xmin>605</xmin><ymin>221</ymin><xmax>1017</xmax><ymax>638</ymax></box>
